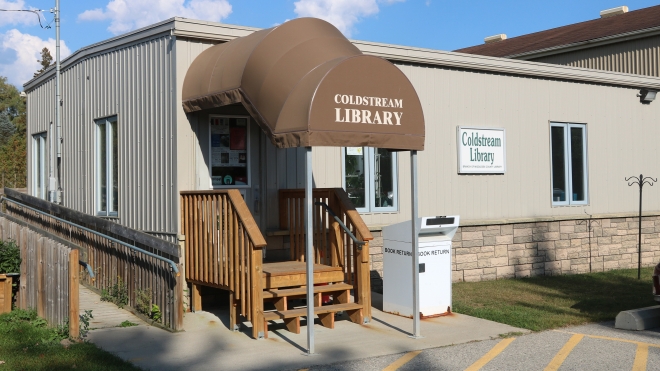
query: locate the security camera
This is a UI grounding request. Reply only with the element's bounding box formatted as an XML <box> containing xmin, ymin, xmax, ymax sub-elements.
<box><xmin>19</xmin><ymin>91</ymin><xmax>26</xmax><ymax>98</ymax></box>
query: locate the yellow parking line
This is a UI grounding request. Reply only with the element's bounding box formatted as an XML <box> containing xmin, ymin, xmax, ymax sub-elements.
<box><xmin>544</xmin><ymin>333</ymin><xmax>584</xmax><ymax>371</ymax></box>
<box><xmin>464</xmin><ymin>337</ymin><xmax>516</xmax><ymax>371</ymax></box>
<box><xmin>632</xmin><ymin>344</ymin><xmax>648</xmax><ymax>371</ymax></box>
<box><xmin>382</xmin><ymin>351</ymin><xmax>422</xmax><ymax>371</ymax></box>
<box><xmin>553</xmin><ymin>330</ymin><xmax>660</xmax><ymax>348</ymax></box>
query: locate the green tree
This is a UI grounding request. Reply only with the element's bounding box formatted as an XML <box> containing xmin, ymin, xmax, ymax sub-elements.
<box><xmin>0</xmin><ymin>76</ymin><xmax>24</xmax><ymax>126</ymax></box>
<box><xmin>33</xmin><ymin>47</ymin><xmax>54</xmax><ymax>78</ymax></box>
<box><xmin>0</xmin><ymin>130</ymin><xmax>26</xmax><ymax>188</ymax></box>
<box><xmin>0</xmin><ymin>77</ymin><xmax>26</xmax><ymax>188</ymax></box>
<box><xmin>0</xmin><ymin>112</ymin><xmax>15</xmax><ymax>148</ymax></box>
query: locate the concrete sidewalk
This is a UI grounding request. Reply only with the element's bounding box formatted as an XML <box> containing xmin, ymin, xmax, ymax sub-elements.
<box><xmin>87</xmin><ymin>293</ymin><xmax>527</xmax><ymax>371</ymax></box>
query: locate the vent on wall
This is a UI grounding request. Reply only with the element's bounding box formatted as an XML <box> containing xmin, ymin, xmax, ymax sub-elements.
<box><xmin>484</xmin><ymin>34</ymin><xmax>507</xmax><ymax>44</ymax></box>
<box><xmin>600</xmin><ymin>6</ymin><xmax>628</xmax><ymax>18</ymax></box>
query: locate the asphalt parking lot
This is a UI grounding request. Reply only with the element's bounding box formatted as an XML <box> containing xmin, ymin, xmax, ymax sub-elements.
<box><xmin>306</xmin><ymin>321</ymin><xmax>660</xmax><ymax>371</ymax></box>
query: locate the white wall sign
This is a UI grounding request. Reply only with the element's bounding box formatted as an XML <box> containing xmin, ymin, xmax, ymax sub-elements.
<box><xmin>457</xmin><ymin>127</ymin><xmax>506</xmax><ymax>174</ymax></box>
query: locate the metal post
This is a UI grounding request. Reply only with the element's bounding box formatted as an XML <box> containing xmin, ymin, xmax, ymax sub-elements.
<box><xmin>626</xmin><ymin>174</ymin><xmax>656</xmax><ymax>280</ymax></box>
<box><xmin>49</xmin><ymin>120</ymin><xmax>54</xmax><ymax>201</ymax></box>
<box><xmin>304</xmin><ymin>147</ymin><xmax>315</xmax><ymax>354</ymax></box>
<box><xmin>410</xmin><ymin>150</ymin><xmax>422</xmax><ymax>339</ymax></box>
<box><xmin>638</xmin><ymin>177</ymin><xmax>643</xmax><ymax>280</ymax></box>
<box><xmin>55</xmin><ymin>0</ymin><xmax>62</xmax><ymax>203</ymax></box>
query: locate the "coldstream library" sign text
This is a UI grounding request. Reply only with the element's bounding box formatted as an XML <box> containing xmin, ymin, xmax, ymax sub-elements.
<box><xmin>457</xmin><ymin>126</ymin><xmax>506</xmax><ymax>174</ymax></box>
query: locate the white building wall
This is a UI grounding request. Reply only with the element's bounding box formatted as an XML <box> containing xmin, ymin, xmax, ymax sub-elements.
<box><xmin>312</xmin><ymin>62</ymin><xmax>660</xmax><ymax>226</ymax></box>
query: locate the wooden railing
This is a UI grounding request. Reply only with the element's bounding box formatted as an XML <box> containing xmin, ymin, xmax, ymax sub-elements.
<box><xmin>279</xmin><ymin>188</ymin><xmax>374</xmax><ymax>320</ymax></box>
<box><xmin>180</xmin><ymin>190</ymin><xmax>267</xmax><ymax>338</ymax></box>
<box><xmin>2</xmin><ymin>188</ymin><xmax>184</xmax><ymax>331</ymax></box>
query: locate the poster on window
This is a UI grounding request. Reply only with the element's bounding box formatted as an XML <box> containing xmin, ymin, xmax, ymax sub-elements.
<box><xmin>457</xmin><ymin>126</ymin><xmax>506</xmax><ymax>174</ymax></box>
<box><xmin>210</xmin><ymin>117</ymin><xmax>249</xmax><ymax>186</ymax></box>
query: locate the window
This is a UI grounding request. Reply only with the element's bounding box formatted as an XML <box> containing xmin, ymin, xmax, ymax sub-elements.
<box><xmin>550</xmin><ymin>122</ymin><xmax>588</xmax><ymax>206</ymax></box>
<box><xmin>32</xmin><ymin>133</ymin><xmax>47</xmax><ymax>199</ymax></box>
<box><xmin>343</xmin><ymin>147</ymin><xmax>398</xmax><ymax>212</ymax></box>
<box><xmin>96</xmin><ymin>117</ymin><xmax>118</xmax><ymax>216</ymax></box>
<box><xmin>209</xmin><ymin>115</ymin><xmax>250</xmax><ymax>187</ymax></box>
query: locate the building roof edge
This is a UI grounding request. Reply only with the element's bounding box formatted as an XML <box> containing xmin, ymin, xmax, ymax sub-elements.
<box><xmin>23</xmin><ymin>18</ymin><xmax>660</xmax><ymax>92</ymax></box>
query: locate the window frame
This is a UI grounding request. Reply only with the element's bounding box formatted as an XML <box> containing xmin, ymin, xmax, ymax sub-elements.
<box><xmin>95</xmin><ymin>116</ymin><xmax>118</xmax><ymax>217</ymax></box>
<box><xmin>32</xmin><ymin>132</ymin><xmax>47</xmax><ymax>199</ymax></box>
<box><xmin>208</xmin><ymin>114</ymin><xmax>252</xmax><ymax>189</ymax></box>
<box><xmin>342</xmin><ymin>147</ymin><xmax>398</xmax><ymax>213</ymax></box>
<box><xmin>550</xmin><ymin>122</ymin><xmax>588</xmax><ymax>206</ymax></box>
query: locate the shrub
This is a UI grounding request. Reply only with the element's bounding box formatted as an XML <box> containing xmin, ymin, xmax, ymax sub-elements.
<box><xmin>0</xmin><ymin>240</ymin><xmax>21</xmax><ymax>274</ymax></box>
<box><xmin>100</xmin><ymin>276</ymin><xmax>128</xmax><ymax>309</ymax></box>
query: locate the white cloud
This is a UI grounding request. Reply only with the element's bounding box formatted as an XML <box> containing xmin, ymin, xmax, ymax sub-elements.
<box><xmin>0</xmin><ymin>0</ymin><xmax>44</xmax><ymax>27</ymax></box>
<box><xmin>293</xmin><ymin>0</ymin><xmax>405</xmax><ymax>37</ymax></box>
<box><xmin>78</xmin><ymin>0</ymin><xmax>232</xmax><ymax>35</ymax></box>
<box><xmin>0</xmin><ymin>29</ymin><xmax>71</xmax><ymax>87</ymax></box>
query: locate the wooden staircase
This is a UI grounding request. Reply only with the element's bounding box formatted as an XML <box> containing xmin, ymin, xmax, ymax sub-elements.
<box><xmin>181</xmin><ymin>188</ymin><xmax>373</xmax><ymax>339</ymax></box>
<box><xmin>260</xmin><ymin>263</ymin><xmax>363</xmax><ymax>337</ymax></box>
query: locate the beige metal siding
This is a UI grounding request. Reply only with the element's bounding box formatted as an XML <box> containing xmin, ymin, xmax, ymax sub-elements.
<box><xmin>26</xmin><ymin>33</ymin><xmax>178</xmax><ymax>240</ymax></box>
<box><xmin>313</xmin><ymin>62</ymin><xmax>660</xmax><ymax>226</ymax></box>
<box><xmin>530</xmin><ymin>34</ymin><xmax>660</xmax><ymax>77</ymax></box>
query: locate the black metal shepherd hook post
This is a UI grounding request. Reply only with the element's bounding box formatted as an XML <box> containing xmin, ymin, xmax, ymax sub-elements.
<box><xmin>625</xmin><ymin>174</ymin><xmax>657</xmax><ymax>280</ymax></box>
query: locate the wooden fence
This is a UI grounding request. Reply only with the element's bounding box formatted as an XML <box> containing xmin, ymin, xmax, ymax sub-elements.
<box><xmin>0</xmin><ymin>216</ymin><xmax>80</xmax><ymax>337</ymax></box>
<box><xmin>0</xmin><ymin>274</ymin><xmax>12</xmax><ymax>314</ymax></box>
<box><xmin>2</xmin><ymin>188</ymin><xmax>184</xmax><ymax>331</ymax></box>
<box><xmin>180</xmin><ymin>190</ymin><xmax>267</xmax><ymax>338</ymax></box>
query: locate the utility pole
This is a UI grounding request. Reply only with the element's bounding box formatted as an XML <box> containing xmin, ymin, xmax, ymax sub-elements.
<box><xmin>55</xmin><ymin>0</ymin><xmax>62</xmax><ymax>204</ymax></box>
<box><xmin>47</xmin><ymin>1</ymin><xmax>60</xmax><ymax>203</ymax></box>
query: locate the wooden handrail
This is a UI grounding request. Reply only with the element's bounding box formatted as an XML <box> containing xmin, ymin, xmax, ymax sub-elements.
<box><xmin>180</xmin><ymin>189</ymin><xmax>265</xmax><ymax>338</ymax></box>
<box><xmin>278</xmin><ymin>187</ymin><xmax>373</xmax><ymax>321</ymax></box>
<box><xmin>330</xmin><ymin>188</ymin><xmax>374</xmax><ymax>242</ymax></box>
<box><xmin>278</xmin><ymin>188</ymin><xmax>373</xmax><ymax>241</ymax></box>
<box><xmin>180</xmin><ymin>190</ymin><xmax>266</xmax><ymax>248</ymax></box>
<box><xmin>227</xmin><ymin>190</ymin><xmax>267</xmax><ymax>248</ymax></box>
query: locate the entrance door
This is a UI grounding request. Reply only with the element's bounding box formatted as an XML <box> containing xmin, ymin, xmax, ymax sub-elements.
<box><xmin>207</xmin><ymin>114</ymin><xmax>263</xmax><ymax>228</ymax></box>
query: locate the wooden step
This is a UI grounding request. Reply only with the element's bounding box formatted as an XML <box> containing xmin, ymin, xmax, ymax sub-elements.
<box><xmin>263</xmin><ymin>302</ymin><xmax>362</xmax><ymax>320</ymax></box>
<box><xmin>262</xmin><ymin>302</ymin><xmax>364</xmax><ymax>337</ymax></box>
<box><xmin>262</xmin><ymin>283</ymin><xmax>353</xmax><ymax>299</ymax></box>
<box><xmin>262</xmin><ymin>261</ymin><xmax>344</xmax><ymax>289</ymax></box>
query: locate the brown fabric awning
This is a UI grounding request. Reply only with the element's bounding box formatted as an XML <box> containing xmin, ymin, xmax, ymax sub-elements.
<box><xmin>182</xmin><ymin>18</ymin><xmax>425</xmax><ymax>150</ymax></box>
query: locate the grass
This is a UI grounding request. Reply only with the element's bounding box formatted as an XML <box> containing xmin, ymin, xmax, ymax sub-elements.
<box><xmin>0</xmin><ymin>309</ymin><xmax>143</xmax><ymax>371</ymax></box>
<box><xmin>453</xmin><ymin>267</ymin><xmax>657</xmax><ymax>331</ymax></box>
<box><xmin>118</xmin><ymin>320</ymin><xmax>138</xmax><ymax>328</ymax></box>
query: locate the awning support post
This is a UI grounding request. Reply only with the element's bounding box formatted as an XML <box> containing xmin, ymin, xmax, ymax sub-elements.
<box><xmin>410</xmin><ymin>150</ymin><xmax>423</xmax><ymax>339</ymax></box>
<box><xmin>305</xmin><ymin>146</ymin><xmax>317</xmax><ymax>354</ymax></box>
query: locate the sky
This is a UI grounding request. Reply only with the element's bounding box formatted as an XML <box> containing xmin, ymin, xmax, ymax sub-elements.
<box><xmin>0</xmin><ymin>0</ymin><xmax>659</xmax><ymax>88</ymax></box>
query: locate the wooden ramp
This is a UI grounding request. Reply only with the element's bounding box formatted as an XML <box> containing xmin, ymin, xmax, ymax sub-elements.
<box><xmin>79</xmin><ymin>285</ymin><xmax>146</xmax><ymax>329</ymax></box>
